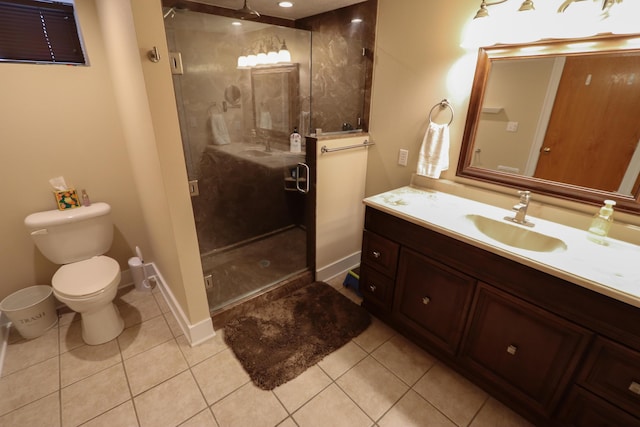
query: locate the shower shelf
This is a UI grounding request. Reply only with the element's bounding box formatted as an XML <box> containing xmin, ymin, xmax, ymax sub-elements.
<box><xmin>284</xmin><ymin>177</ymin><xmax>307</xmax><ymax>192</ymax></box>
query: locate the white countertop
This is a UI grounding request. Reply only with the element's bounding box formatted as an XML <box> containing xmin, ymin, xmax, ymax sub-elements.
<box><xmin>364</xmin><ymin>186</ymin><xmax>640</xmax><ymax>309</ymax></box>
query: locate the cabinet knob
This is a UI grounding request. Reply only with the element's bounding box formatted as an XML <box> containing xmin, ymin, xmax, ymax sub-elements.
<box><xmin>629</xmin><ymin>381</ymin><xmax>640</xmax><ymax>395</ymax></box>
<box><xmin>422</xmin><ymin>296</ymin><xmax>431</xmax><ymax>305</ymax></box>
<box><xmin>372</xmin><ymin>250</ymin><xmax>381</xmax><ymax>258</ymax></box>
<box><xmin>506</xmin><ymin>345</ymin><xmax>518</xmax><ymax>355</ymax></box>
<box><xmin>369</xmin><ymin>284</ymin><xmax>377</xmax><ymax>293</ymax></box>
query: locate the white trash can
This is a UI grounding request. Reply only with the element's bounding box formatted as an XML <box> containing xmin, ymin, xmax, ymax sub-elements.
<box><xmin>0</xmin><ymin>285</ymin><xmax>58</xmax><ymax>339</ymax></box>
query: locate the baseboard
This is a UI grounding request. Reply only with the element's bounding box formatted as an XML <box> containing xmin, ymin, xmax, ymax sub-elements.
<box><xmin>148</xmin><ymin>263</ymin><xmax>216</xmax><ymax>347</ymax></box>
<box><xmin>316</xmin><ymin>251</ymin><xmax>361</xmax><ymax>282</ymax></box>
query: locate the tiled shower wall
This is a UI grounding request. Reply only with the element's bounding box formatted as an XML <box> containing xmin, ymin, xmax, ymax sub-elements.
<box><xmin>298</xmin><ymin>0</ymin><xmax>377</xmax><ymax>133</ymax></box>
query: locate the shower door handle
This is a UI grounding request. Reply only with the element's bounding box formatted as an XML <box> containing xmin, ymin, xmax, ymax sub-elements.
<box><xmin>296</xmin><ymin>162</ymin><xmax>310</xmax><ymax>194</ymax></box>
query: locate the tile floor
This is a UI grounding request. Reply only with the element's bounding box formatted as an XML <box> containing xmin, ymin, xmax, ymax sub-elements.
<box><xmin>0</xmin><ymin>277</ymin><xmax>534</xmax><ymax>427</ymax></box>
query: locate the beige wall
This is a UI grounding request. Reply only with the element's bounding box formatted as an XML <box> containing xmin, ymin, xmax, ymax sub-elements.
<box><xmin>475</xmin><ymin>58</ymin><xmax>556</xmax><ymax>174</ymax></box>
<box><xmin>97</xmin><ymin>0</ymin><xmax>209</xmax><ymax>325</ymax></box>
<box><xmin>367</xmin><ymin>0</ymin><xmax>478</xmax><ymax>195</ymax></box>
<box><xmin>0</xmin><ymin>0</ymin><xmax>149</xmax><ymax>301</ymax></box>
<box><xmin>0</xmin><ymin>0</ymin><xmax>210</xmax><ymax>328</ymax></box>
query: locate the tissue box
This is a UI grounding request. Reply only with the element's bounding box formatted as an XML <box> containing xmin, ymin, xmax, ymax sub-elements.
<box><xmin>53</xmin><ymin>189</ymin><xmax>80</xmax><ymax>210</ymax></box>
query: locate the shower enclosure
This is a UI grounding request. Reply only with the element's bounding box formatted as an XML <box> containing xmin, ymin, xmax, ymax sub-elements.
<box><xmin>162</xmin><ymin>0</ymin><xmax>376</xmax><ymax>314</ymax></box>
<box><xmin>164</xmin><ymin>11</ymin><xmax>312</xmax><ymax>313</ymax></box>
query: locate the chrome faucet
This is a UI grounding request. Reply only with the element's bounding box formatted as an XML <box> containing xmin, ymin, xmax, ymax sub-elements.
<box><xmin>505</xmin><ymin>190</ymin><xmax>534</xmax><ymax>227</ymax></box>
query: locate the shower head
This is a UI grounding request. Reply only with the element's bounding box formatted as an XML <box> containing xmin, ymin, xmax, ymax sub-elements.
<box><xmin>236</xmin><ymin>0</ymin><xmax>260</xmax><ymax>20</ymax></box>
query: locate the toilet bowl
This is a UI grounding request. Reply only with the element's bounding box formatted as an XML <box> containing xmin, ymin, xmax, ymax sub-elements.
<box><xmin>52</xmin><ymin>256</ymin><xmax>124</xmax><ymax>345</ymax></box>
<box><xmin>25</xmin><ymin>202</ymin><xmax>125</xmax><ymax>345</ymax></box>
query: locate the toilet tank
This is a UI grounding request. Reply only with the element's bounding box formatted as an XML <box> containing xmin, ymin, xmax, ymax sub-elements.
<box><xmin>24</xmin><ymin>202</ymin><xmax>114</xmax><ymax>265</ymax></box>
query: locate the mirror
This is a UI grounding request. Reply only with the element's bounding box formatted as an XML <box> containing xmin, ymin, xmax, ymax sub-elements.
<box><xmin>457</xmin><ymin>36</ymin><xmax>640</xmax><ymax>214</ymax></box>
<box><xmin>251</xmin><ymin>64</ymin><xmax>300</xmax><ymax>139</ymax></box>
<box><xmin>224</xmin><ymin>85</ymin><xmax>241</xmax><ymax>108</ymax></box>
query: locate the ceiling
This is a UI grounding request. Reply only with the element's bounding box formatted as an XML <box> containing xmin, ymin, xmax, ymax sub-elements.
<box><xmin>189</xmin><ymin>0</ymin><xmax>367</xmax><ymax>20</ymax></box>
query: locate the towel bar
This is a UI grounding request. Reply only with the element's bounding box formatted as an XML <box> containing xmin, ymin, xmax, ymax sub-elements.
<box><xmin>321</xmin><ymin>140</ymin><xmax>375</xmax><ymax>154</ymax></box>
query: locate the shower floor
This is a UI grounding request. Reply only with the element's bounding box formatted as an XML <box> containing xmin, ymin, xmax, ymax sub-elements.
<box><xmin>201</xmin><ymin>227</ymin><xmax>307</xmax><ymax>312</ymax></box>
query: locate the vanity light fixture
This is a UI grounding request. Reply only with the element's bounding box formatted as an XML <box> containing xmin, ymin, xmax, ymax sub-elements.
<box><xmin>237</xmin><ymin>36</ymin><xmax>291</xmax><ymax>69</ymax></box>
<box><xmin>462</xmin><ymin>0</ymin><xmax>634</xmax><ymax>49</ymax></box>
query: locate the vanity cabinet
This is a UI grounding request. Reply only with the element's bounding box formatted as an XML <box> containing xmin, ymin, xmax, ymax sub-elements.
<box><xmin>360</xmin><ymin>206</ymin><xmax>640</xmax><ymax>426</ymax></box>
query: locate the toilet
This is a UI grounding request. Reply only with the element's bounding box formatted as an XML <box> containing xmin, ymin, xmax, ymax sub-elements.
<box><xmin>24</xmin><ymin>202</ymin><xmax>124</xmax><ymax>345</ymax></box>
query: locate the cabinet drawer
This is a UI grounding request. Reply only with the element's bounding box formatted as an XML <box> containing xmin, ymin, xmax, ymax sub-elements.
<box><xmin>461</xmin><ymin>283</ymin><xmax>592</xmax><ymax>415</ymax></box>
<box><xmin>362</xmin><ymin>230</ymin><xmax>399</xmax><ymax>277</ymax></box>
<box><xmin>393</xmin><ymin>248</ymin><xmax>475</xmax><ymax>355</ymax></box>
<box><xmin>559</xmin><ymin>386</ymin><xmax>640</xmax><ymax>427</ymax></box>
<box><xmin>577</xmin><ymin>336</ymin><xmax>640</xmax><ymax>418</ymax></box>
<box><xmin>359</xmin><ymin>266</ymin><xmax>394</xmax><ymax>312</ymax></box>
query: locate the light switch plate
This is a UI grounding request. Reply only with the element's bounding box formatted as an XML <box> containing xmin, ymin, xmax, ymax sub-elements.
<box><xmin>506</xmin><ymin>121</ymin><xmax>519</xmax><ymax>132</ymax></box>
<box><xmin>398</xmin><ymin>149</ymin><xmax>409</xmax><ymax>166</ymax></box>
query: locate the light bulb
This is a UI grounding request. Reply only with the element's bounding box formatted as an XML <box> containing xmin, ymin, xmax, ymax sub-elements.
<box><xmin>278</xmin><ymin>40</ymin><xmax>291</xmax><ymax>63</ymax></box>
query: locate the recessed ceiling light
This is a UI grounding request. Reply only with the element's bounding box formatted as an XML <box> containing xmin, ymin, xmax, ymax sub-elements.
<box><xmin>351</xmin><ymin>18</ymin><xmax>363</xmax><ymax>23</ymax></box>
<box><xmin>231</xmin><ymin>21</ymin><xmax>243</xmax><ymax>26</ymax></box>
<box><xmin>278</xmin><ymin>1</ymin><xmax>293</xmax><ymax>8</ymax></box>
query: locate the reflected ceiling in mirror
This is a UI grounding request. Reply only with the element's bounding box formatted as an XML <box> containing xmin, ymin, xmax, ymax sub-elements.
<box><xmin>457</xmin><ymin>35</ymin><xmax>640</xmax><ymax>214</ymax></box>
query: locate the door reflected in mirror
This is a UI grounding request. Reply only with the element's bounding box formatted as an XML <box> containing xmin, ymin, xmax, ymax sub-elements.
<box><xmin>457</xmin><ymin>36</ymin><xmax>640</xmax><ymax>213</ymax></box>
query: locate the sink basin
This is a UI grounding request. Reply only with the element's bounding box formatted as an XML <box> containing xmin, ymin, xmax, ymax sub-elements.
<box><xmin>465</xmin><ymin>214</ymin><xmax>567</xmax><ymax>253</ymax></box>
<box><xmin>242</xmin><ymin>149</ymin><xmax>272</xmax><ymax>157</ymax></box>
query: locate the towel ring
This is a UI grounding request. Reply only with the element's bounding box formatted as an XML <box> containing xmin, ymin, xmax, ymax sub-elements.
<box><xmin>428</xmin><ymin>99</ymin><xmax>454</xmax><ymax>126</ymax></box>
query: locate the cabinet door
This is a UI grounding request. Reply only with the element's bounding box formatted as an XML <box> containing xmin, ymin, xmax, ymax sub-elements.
<box><xmin>577</xmin><ymin>336</ymin><xmax>640</xmax><ymax>418</ymax></box>
<box><xmin>559</xmin><ymin>386</ymin><xmax>640</xmax><ymax>427</ymax></box>
<box><xmin>393</xmin><ymin>248</ymin><xmax>476</xmax><ymax>355</ymax></box>
<box><xmin>460</xmin><ymin>283</ymin><xmax>592</xmax><ymax>416</ymax></box>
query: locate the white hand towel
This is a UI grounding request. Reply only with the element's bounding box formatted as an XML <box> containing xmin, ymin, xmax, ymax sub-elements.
<box><xmin>259</xmin><ymin>111</ymin><xmax>272</xmax><ymax>129</ymax></box>
<box><xmin>209</xmin><ymin>112</ymin><xmax>231</xmax><ymax>145</ymax></box>
<box><xmin>417</xmin><ymin>122</ymin><xmax>450</xmax><ymax>179</ymax></box>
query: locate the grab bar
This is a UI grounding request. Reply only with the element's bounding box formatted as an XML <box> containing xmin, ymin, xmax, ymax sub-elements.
<box><xmin>296</xmin><ymin>163</ymin><xmax>310</xmax><ymax>194</ymax></box>
<box><xmin>320</xmin><ymin>139</ymin><xmax>375</xmax><ymax>154</ymax></box>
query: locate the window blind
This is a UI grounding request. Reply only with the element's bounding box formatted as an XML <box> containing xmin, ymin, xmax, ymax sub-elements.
<box><xmin>0</xmin><ymin>0</ymin><xmax>86</xmax><ymax>64</ymax></box>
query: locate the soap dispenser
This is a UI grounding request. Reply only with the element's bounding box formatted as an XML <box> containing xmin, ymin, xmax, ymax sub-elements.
<box><xmin>290</xmin><ymin>127</ymin><xmax>302</xmax><ymax>153</ymax></box>
<box><xmin>587</xmin><ymin>200</ymin><xmax>616</xmax><ymax>245</ymax></box>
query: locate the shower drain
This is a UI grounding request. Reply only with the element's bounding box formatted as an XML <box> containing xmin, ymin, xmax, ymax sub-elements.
<box><xmin>258</xmin><ymin>259</ymin><xmax>271</xmax><ymax>268</ymax></box>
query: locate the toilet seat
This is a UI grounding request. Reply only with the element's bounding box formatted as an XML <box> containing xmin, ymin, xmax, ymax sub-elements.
<box><xmin>52</xmin><ymin>256</ymin><xmax>120</xmax><ymax>299</ymax></box>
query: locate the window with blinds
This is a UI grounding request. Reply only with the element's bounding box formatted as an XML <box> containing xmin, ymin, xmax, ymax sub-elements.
<box><xmin>0</xmin><ymin>0</ymin><xmax>86</xmax><ymax>65</ymax></box>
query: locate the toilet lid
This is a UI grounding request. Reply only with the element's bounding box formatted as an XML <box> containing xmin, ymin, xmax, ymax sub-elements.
<box><xmin>52</xmin><ymin>256</ymin><xmax>120</xmax><ymax>297</ymax></box>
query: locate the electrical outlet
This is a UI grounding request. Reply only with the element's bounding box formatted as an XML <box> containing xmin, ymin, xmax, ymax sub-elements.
<box><xmin>506</xmin><ymin>121</ymin><xmax>519</xmax><ymax>132</ymax></box>
<box><xmin>398</xmin><ymin>149</ymin><xmax>409</xmax><ymax>166</ymax></box>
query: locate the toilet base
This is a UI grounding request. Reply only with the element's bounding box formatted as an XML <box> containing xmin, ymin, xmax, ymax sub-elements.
<box><xmin>80</xmin><ymin>302</ymin><xmax>124</xmax><ymax>345</ymax></box>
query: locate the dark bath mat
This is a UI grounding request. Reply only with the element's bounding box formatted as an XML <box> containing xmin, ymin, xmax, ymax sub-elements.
<box><xmin>224</xmin><ymin>281</ymin><xmax>371</xmax><ymax>390</ymax></box>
